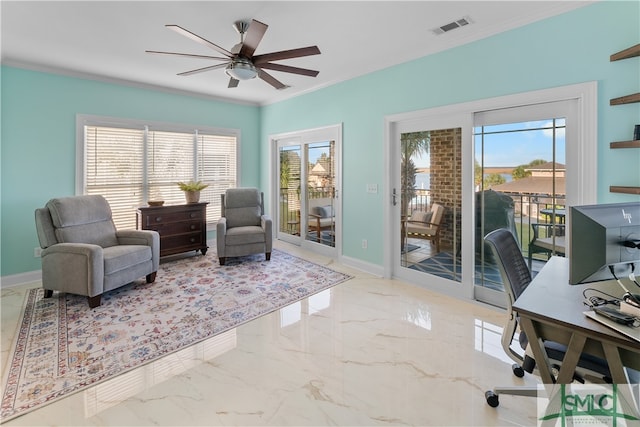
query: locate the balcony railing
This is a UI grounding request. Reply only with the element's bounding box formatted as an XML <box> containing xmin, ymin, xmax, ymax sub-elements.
<box><xmin>279</xmin><ymin>188</ymin><xmax>334</xmax><ymax>233</ymax></box>
<box><xmin>281</xmin><ymin>186</ymin><xmax>565</xmax><ymax>270</ymax></box>
<box><xmin>405</xmin><ymin>188</ymin><xmax>565</xmax><ymax>270</ymax></box>
<box><xmin>498</xmin><ymin>192</ymin><xmax>566</xmax><ymax>257</ymax></box>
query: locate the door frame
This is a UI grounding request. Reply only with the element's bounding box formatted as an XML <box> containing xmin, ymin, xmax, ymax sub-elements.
<box><xmin>384</xmin><ymin>82</ymin><xmax>597</xmax><ymax>301</ymax></box>
<box><xmin>270</xmin><ymin>123</ymin><xmax>343</xmax><ymax>259</ymax></box>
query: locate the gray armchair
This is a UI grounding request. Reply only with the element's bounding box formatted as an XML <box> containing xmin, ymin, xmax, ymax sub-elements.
<box><xmin>216</xmin><ymin>188</ymin><xmax>272</xmax><ymax>265</ymax></box>
<box><xmin>35</xmin><ymin>195</ymin><xmax>160</xmax><ymax>308</ymax></box>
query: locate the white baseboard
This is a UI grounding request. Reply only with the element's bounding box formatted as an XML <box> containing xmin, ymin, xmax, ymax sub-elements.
<box><xmin>340</xmin><ymin>255</ymin><xmax>384</xmax><ymax>277</ymax></box>
<box><xmin>1</xmin><ymin>270</ymin><xmax>42</xmax><ymax>289</ymax></box>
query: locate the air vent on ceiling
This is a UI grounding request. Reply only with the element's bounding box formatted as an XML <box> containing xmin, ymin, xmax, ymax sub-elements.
<box><xmin>432</xmin><ymin>16</ymin><xmax>472</xmax><ymax>35</ymax></box>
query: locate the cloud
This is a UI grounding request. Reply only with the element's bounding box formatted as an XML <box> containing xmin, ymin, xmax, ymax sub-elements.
<box><xmin>542</xmin><ymin>121</ymin><xmax>566</xmax><ymax>139</ymax></box>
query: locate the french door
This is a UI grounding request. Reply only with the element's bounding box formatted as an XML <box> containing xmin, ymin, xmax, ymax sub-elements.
<box><xmin>273</xmin><ymin>125</ymin><xmax>341</xmax><ymax>257</ymax></box>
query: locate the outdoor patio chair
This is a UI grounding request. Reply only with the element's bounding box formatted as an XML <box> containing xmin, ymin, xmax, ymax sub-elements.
<box><xmin>308</xmin><ymin>198</ymin><xmax>335</xmax><ymax>243</ymax></box>
<box><xmin>528</xmin><ymin>223</ymin><xmax>566</xmax><ymax>270</ymax></box>
<box><xmin>404</xmin><ymin>202</ymin><xmax>445</xmax><ymax>253</ymax></box>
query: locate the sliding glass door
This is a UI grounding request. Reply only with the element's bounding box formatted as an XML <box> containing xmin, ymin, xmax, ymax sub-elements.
<box><xmin>473</xmin><ymin>102</ymin><xmax>574</xmax><ymax>306</ymax></box>
<box><xmin>386</xmin><ymin>83</ymin><xmax>596</xmax><ymax>307</ymax></box>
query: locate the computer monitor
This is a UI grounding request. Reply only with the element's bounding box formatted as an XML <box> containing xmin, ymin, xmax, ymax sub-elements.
<box><xmin>569</xmin><ymin>202</ymin><xmax>640</xmax><ymax>285</ymax></box>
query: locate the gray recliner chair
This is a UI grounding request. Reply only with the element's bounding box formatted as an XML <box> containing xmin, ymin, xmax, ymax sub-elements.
<box><xmin>216</xmin><ymin>188</ymin><xmax>272</xmax><ymax>265</ymax></box>
<box><xmin>35</xmin><ymin>195</ymin><xmax>160</xmax><ymax>308</ymax></box>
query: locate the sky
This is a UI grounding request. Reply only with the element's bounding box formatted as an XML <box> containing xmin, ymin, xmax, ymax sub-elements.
<box><xmin>475</xmin><ymin>119</ymin><xmax>567</xmax><ymax>168</ymax></box>
<box><xmin>411</xmin><ymin>119</ymin><xmax>567</xmax><ymax>169</ymax></box>
<box><xmin>302</xmin><ymin>119</ymin><xmax>568</xmax><ymax>171</ymax></box>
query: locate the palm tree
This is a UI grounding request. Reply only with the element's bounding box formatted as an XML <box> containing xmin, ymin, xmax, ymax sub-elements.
<box><xmin>400</xmin><ymin>131</ymin><xmax>430</xmax><ymax>217</ymax></box>
<box><xmin>280</xmin><ymin>151</ymin><xmax>290</xmax><ymax>190</ymax></box>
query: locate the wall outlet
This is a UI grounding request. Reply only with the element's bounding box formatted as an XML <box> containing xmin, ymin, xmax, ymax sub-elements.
<box><xmin>366</xmin><ymin>184</ymin><xmax>378</xmax><ymax>194</ymax></box>
<box><xmin>34</xmin><ymin>247</ymin><xmax>42</xmax><ymax>258</ymax></box>
<box><xmin>362</xmin><ymin>239</ymin><xmax>368</xmax><ymax>249</ymax></box>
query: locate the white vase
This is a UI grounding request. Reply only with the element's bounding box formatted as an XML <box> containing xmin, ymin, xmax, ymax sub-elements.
<box><xmin>185</xmin><ymin>190</ymin><xmax>200</xmax><ymax>203</ymax></box>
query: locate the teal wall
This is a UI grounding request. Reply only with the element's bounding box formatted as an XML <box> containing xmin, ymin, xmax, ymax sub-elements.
<box><xmin>2</xmin><ymin>1</ymin><xmax>639</xmax><ymax>278</ymax></box>
<box><xmin>1</xmin><ymin>68</ymin><xmax>260</xmax><ymax>276</ymax></box>
<box><xmin>260</xmin><ymin>1</ymin><xmax>640</xmax><ymax>266</ymax></box>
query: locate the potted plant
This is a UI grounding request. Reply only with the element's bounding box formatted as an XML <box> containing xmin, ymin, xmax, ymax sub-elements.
<box><xmin>177</xmin><ymin>180</ymin><xmax>209</xmax><ymax>203</ymax></box>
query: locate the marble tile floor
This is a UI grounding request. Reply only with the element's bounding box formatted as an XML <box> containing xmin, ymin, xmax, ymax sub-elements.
<box><xmin>1</xmin><ymin>241</ymin><xmax>541</xmax><ymax>426</ymax></box>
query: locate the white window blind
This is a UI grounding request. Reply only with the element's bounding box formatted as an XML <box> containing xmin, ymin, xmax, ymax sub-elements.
<box><xmin>80</xmin><ymin>116</ymin><xmax>238</xmax><ymax>230</ymax></box>
<box><xmin>85</xmin><ymin>125</ymin><xmax>145</xmax><ymax>229</ymax></box>
<box><xmin>147</xmin><ymin>129</ymin><xmax>196</xmax><ymax>209</ymax></box>
<box><xmin>197</xmin><ymin>133</ymin><xmax>237</xmax><ymax>220</ymax></box>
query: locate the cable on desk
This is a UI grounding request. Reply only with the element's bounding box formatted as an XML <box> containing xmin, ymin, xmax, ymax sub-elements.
<box><xmin>629</xmin><ymin>263</ymin><xmax>640</xmax><ymax>288</ymax></box>
<box><xmin>608</xmin><ymin>265</ymin><xmax>640</xmax><ymax>308</ymax></box>
<box><xmin>582</xmin><ymin>287</ymin><xmax>621</xmax><ymax>308</ymax></box>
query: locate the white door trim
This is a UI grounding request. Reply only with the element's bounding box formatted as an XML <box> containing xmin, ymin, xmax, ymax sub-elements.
<box><xmin>269</xmin><ymin>123</ymin><xmax>343</xmax><ymax>259</ymax></box>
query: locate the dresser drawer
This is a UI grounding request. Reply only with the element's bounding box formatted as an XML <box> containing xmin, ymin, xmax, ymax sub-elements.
<box><xmin>147</xmin><ymin>220</ymin><xmax>202</xmax><ymax>235</ymax></box>
<box><xmin>161</xmin><ymin>233</ymin><xmax>204</xmax><ymax>250</ymax></box>
<box><xmin>145</xmin><ymin>210</ymin><xmax>203</xmax><ymax>226</ymax></box>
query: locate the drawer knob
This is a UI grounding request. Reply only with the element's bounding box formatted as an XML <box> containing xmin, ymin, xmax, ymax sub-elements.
<box><xmin>190</xmin><ymin>213</ymin><xmax>196</xmax><ymax>218</ymax></box>
<box><xmin>190</xmin><ymin>224</ymin><xmax>196</xmax><ymax>230</ymax></box>
<box><xmin>190</xmin><ymin>237</ymin><xmax>196</xmax><ymax>243</ymax></box>
<box><xmin>155</xmin><ymin>216</ymin><xmax>162</xmax><ymax>222</ymax></box>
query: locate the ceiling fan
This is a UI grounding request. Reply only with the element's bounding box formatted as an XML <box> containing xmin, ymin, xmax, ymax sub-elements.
<box><xmin>146</xmin><ymin>19</ymin><xmax>321</xmax><ymax>90</ymax></box>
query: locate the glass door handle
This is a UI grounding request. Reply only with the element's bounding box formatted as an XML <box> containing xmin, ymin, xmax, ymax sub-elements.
<box><xmin>392</xmin><ymin>188</ymin><xmax>397</xmax><ymax>206</ymax></box>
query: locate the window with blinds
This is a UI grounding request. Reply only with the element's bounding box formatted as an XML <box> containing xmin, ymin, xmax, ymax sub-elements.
<box><xmin>79</xmin><ymin>116</ymin><xmax>238</xmax><ymax>230</ymax></box>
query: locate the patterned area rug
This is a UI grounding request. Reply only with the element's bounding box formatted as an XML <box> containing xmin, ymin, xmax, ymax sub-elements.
<box><xmin>1</xmin><ymin>249</ymin><xmax>352</xmax><ymax>422</ymax></box>
<box><xmin>409</xmin><ymin>252</ymin><xmax>504</xmax><ymax>291</ymax></box>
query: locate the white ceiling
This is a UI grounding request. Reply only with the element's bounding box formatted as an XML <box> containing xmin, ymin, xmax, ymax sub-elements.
<box><xmin>1</xmin><ymin>1</ymin><xmax>593</xmax><ymax>106</ymax></box>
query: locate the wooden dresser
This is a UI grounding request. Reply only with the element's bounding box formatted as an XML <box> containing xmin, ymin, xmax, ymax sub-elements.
<box><xmin>137</xmin><ymin>203</ymin><xmax>208</xmax><ymax>257</ymax></box>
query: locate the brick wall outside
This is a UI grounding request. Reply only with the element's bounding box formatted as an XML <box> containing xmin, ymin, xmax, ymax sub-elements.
<box><xmin>429</xmin><ymin>128</ymin><xmax>462</xmax><ymax>251</ymax></box>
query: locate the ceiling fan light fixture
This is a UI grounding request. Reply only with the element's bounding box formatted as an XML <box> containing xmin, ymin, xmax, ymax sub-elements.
<box><xmin>225</xmin><ymin>58</ymin><xmax>258</xmax><ymax>80</ymax></box>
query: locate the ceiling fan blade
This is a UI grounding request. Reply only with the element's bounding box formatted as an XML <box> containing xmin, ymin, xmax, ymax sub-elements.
<box><xmin>178</xmin><ymin>62</ymin><xmax>229</xmax><ymax>76</ymax></box>
<box><xmin>228</xmin><ymin>78</ymin><xmax>239</xmax><ymax>88</ymax></box>
<box><xmin>257</xmin><ymin>63</ymin><xmax>319</xmax><ymax>77</ymax></box>
<box><xmin>239</xmin><ymin>19</ymin><xmax>268</xmax><ymax>58</ymax></box>
<box><xmin>258</xmin><ymin>69</ymin><xmax>288</xmax><ymax>90</ymax></box>
<box><xmin>146</xmin><ymin>50</ymin><xmax>229</xmax><ymax>61</ymax></box>
<box><xmin>253</xmin><ymin>46</ymin><xmax>320</xmax><ymax>64</ymax></box>
<box><xmin>166</xmin><ymin>24</ymin><xmax>233</xmax><ymax>58</ymax></box>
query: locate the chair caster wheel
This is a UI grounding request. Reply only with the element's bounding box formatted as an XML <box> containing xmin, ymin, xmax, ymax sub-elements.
<box><xmin>512</xmin><ymin>363</ymin><xmax>525</xmax><ymax>378</ymax></box>
<box><xmin>485</xmin><ymin>390</ymin><xmax>499</xmax><ymax>407</ymax></box>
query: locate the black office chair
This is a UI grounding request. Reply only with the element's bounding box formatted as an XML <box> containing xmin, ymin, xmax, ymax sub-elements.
<box><xmin>483</xmin><ymin>228</ymin><xmax>613</xmax><ymax>408</ymax></box>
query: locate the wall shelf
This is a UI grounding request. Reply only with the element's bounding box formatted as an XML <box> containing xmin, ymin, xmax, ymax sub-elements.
<box><xmin>610</xmin><ymin>44</ymin><xmax>640</xmax><ymax>61</ymax></box>
<box><xmin>610</xmin><ymin>140</ymin><xmax>640</xmax><ymax>149</ymax></box>
<box><xmin>609</xmin><ymin>44</ymin><xmax>640</xmax><ymax>195</ymax></box>
<box><xmin>610</xmin><ymin>186</ymin><xmax>640</xmax><ymax>195</ymax></box>
<box><xmin>610</xmin><ymin>93</ymin><xmax>640</xmax><ymax>105</ymax></box>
